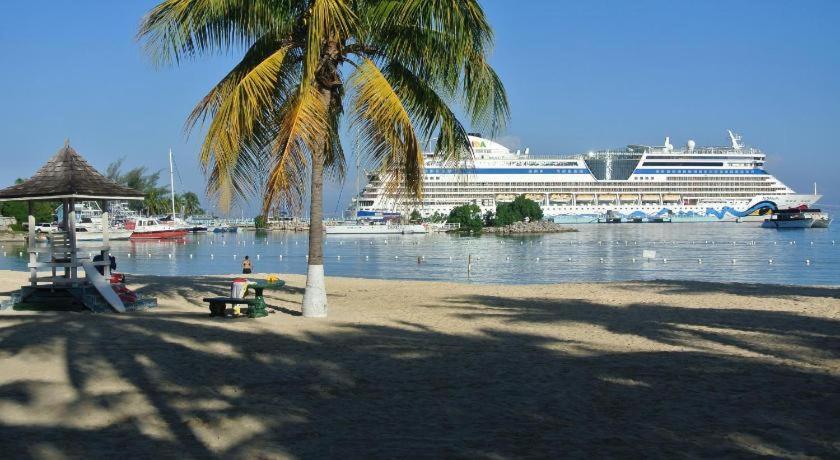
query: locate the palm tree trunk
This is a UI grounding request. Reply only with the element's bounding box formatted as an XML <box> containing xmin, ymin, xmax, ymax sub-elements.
<box><xmin>301</xmin><ymin>107</ymin><xmax>328</xmax><ymax>317</ymax></box>
<box><xmin>302</xmin><ymin>44</ymin><xmax>341</xmax><ymax>318</ymax></box>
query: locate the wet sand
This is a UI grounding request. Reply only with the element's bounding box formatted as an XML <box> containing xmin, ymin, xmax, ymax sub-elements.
<box><xmin>0</xmin><ymin>270</ymin><xmax>838</xmax><ymax>458</ymax></box>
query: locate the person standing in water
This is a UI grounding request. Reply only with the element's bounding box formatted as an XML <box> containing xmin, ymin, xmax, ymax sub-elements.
<box><xmin>242</xmin><ymin>255</ymin><xmax>252</xmax><ymax>274</ymax></box>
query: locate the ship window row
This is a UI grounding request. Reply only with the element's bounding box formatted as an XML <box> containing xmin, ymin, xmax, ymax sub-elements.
<box><xmin>645</xmin><ymin>156</ymin><xmax>765</xmax><ymax>161</ymax></box>
<box><xmin>420</xmin><ymin>187</ymin><xmax>786</xmax><ymax>194</ymax></box>
<box><xmin>642</xmin><ymin>169</ymin><xmax>763</xmax><ymax>174</ymax></box>
<box><xmin>416</xmin><ymin>182</ymin><xmax>778</xmax><ymax>190</ymax></box>
<box><xmin>412</xmin><ymin>177</ymin><xmax>773</xmax><ymax>187</ymax></box>
<box><xmin>641</xmin><ymin>162</ymin><xmax>725</xmax><ymax>167</ymax></box>
<box><xmin>377</xmin><ymin>182</ymin><xmax>781</xmax><ymax>192</ymax></box>
<box><xmin>411</xmin><ymin>193</ymin><xmax>765</xmax><ymax>206</ymax></box>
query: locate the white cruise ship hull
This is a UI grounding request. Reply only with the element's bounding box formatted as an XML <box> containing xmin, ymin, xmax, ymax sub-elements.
<box><xmin>346</xmin><ymin>133</ymin><xmax>821</xmax><ymax>223</ymax></box>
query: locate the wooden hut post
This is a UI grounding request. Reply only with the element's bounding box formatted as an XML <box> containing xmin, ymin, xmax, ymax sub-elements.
<box><xmin>68</xmin><ymin>198</ymin><xmax>78</xmax><ymax>282</ymax></box>
<box><xmin>27</xmin><ymin>201</ymin><xmax>36</xmax><ymax>286</ymax></box>
<box><xmin>100</xmin><ymin>202</ymin><xmax>110</xmax><ymax>277</ymax></box>
<box><xmin>61</xmin><ymin>199</ymin><xmax>69</xmax><ymax>279</ymax></box>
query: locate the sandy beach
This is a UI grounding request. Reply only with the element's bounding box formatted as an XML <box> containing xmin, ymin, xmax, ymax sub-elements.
<box><xmin>0</xmin><ymin>269</ymin><xmax>838</xmax><ymax>458</ymax></box>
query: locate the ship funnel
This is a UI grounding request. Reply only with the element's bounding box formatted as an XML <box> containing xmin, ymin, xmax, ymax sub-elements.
<box><xmin>664</xmin><ymin>137</ymin><xmax>673</xmax><ymax>151</ymax></box>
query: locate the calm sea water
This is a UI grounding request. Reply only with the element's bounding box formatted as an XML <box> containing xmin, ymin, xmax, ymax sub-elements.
<box><xmin>1</xmin><ymin>223</ymin><xmax>838</xmax><ymax>285</ymax></box>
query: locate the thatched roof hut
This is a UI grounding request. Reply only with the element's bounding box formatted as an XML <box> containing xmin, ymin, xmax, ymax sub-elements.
<box><xmin>0</xmin><ymin>142</ymin><xmax>143</xmax><ymax>201</ymax></box>
<box><xmin>0</xmin><ymin>142</ymin><xmax>144</xmax><ymax>312</ymax></box>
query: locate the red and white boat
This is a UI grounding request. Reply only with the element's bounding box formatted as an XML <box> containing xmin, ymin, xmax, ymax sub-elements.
<box><xmin>126</xmin><ymin>217</ymin><xmax>189</xmax><ymax>239</ymax></box>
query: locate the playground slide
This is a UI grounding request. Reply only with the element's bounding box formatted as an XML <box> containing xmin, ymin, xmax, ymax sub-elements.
<box><xmin>81</xmin><ymin>261</ymin><xmax>126</xmax><ymax>313</ymax></box>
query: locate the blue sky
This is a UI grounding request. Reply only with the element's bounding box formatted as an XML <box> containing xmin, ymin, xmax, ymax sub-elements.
<box><xmin>0</xmin><ymin>0</ymin><xmax>838</xmax><ymax>216</ymax></box>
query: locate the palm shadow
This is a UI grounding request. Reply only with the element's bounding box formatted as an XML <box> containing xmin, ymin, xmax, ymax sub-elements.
<box><xmin>0</xmin><ymin>291</ymin><xmax>837</xmax><ymax>458</ymax></box>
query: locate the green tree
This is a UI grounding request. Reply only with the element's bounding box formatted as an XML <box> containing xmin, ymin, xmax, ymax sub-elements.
<box><xmin>429</xmin><ymin>211</ymin><xmax>446</xmax><ymax>223</ymax></box>
<box><xmin>447</xmin><ymin>203</ymin><xmax>483</xmax><ymax>234</ymax></box>
<box><xmin>139</xmin><ymin>0</ymin><xmax>509</xmax><ymax>317</ymax></box>
<box><xmin>0</xmin><ymin>179</ymin><xmax>57</xmax><ymax>230</ymax></box>
<box><xmin>254</xmin><ymin>215</ymin><xmax>268</xmax><ymax>229</ymax></box>
<box><xmin>483</xmin><ymin>210</ymin><xmax>495</xmax><ymax>227</ymax></box>
<box><xmin>179</xmin><ymin>192</ymin><xmax>205</xmax><ymax>216</ymax></box>
<box><xmin>409</xmin><ymin>209</ymin><xmax>422</xmax><ymax>223</ymax></box>
<box><xmin>107</xmin><ymin>158</ymin><xmax>205</xmax><ymax>216</ymax></box>
<box><xmin>494</xmin><ymin>195</ymin><xmax>543</xmax><ymax>226</ymax></box>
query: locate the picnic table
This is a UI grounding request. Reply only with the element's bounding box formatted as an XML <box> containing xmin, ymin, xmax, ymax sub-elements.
<box><xmin>202</xmin><ymin>279</ymin><xmax>285</xmax><ymax>318</ymax></box>
<box><xmin>247</xmin><ymin>280</ymin><xmax>285</xmax><ymax>318</ymax></box>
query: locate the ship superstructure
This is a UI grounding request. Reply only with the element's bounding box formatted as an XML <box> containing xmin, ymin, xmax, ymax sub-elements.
<box><xmin>347</xmin><ymin>131</ymin><xmax>819</xmax><ymax>222</ymax></box>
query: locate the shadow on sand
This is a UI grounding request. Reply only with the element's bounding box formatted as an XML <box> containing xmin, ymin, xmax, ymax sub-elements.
<box><xmin>0</xmin><ymin>280</ymin><xmax>837</xmax><ymax>458</ymax></box>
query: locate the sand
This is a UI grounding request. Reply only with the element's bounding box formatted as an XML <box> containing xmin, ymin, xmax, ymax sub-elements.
<box><xmin>0</xmin><ymin>269</ymin><xmax>838</xmax><ymax>458</ymax></box>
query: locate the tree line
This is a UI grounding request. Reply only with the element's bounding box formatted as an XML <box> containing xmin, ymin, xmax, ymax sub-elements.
<box><xmin>409</xmin><ymin>195</ymin><xmax>544</xmax><ymax>234</ymax></box>
<box><xmin>105</xmin><ymin>158</ymin><xmax>204</xmax><ymax>216</ymax></box>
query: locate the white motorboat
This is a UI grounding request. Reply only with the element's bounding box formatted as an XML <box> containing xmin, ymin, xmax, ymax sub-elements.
<box><xmin>127</xmin><ymin>217</ymin><xmax>189</xmax><ymax>239</ymax></box>
<box><xmin>326</xmin><ymin>223</ymin><xmax>428</xmax><ymax>235</ymax></box>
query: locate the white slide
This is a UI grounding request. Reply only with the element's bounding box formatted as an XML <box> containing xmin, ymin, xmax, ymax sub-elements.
<box><xmin>81</xmin><ymin>261</ymin><xmax>125</xmax><ymax>313</ymax></box>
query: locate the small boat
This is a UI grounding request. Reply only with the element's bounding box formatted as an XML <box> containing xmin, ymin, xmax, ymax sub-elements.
<box><xmin>75</xmin><ymin>227</ymin><xmax>133</xmax><ymax>241</ymax></box>
<box><xmin>575</xmin><ymin>194</ymin><xmax>595</xmax><ymax>203</ymax></box>
<box><xmin>620</xmin><ymin>194</ymin><xmax>639</xmax><ymax>203</ymax></box>
<box><xmin>525</xmin><ymin>193</ymin><xmax>545</xmax><ymax>202</ymax></box>
<box><xmin>662</xmin><ymin>194</ymin><xmax>681</xmax><ymax>203</ymax></box>
<box><xmin>326</xmin><ymin>223</ymin><xmax>427</xmax><ymax>235</ymax></box>
<box><xmin>801</xmin><ymin>209</ymin><xmax>832</xmax><ymax>228</ymax></box>
<box><xmin>74</xmin><ymin>217</ymin><xmax>133</xmax><ymax>241</ymax></box>
<box><xmin>212</xmin><ymin>225</ymin><xmax>238</xmax><ymax>233</ymax></box>
<box><xmin>641</xmin><ymin>194</ymin><xmax>660</xmax><ymax>203</ymax></box>
<box><xmin>598</xmin><ymin>216</ymin><xmax>623</xmax><ymax>223</ymax></box>
<box><xmin>597</xmin><ymin>194</ymin><xmax>617</xmax><ymax>203</ymax></box>
<box><xmin>127</xmin><ymin>217</ymin><xmax>189</xmax><ymax>239</ymax></box>
<box><xmin>761</xmin><ymin>209</ymin><xmax>814</xmax><ymax>229</ymax></box>
<box><xmin>495</xmin><ymin>194</ymin><xmax>516</xmax><ymax>202</ymax></box>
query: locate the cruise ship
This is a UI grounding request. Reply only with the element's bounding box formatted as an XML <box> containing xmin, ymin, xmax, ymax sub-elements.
<box><xmin>346</xmin><ymin>131</ymin><xmax>819</xmax><ymax>223</ymax></box>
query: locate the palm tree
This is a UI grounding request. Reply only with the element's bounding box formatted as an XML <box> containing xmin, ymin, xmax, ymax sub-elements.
<box><xmin>138</xmin><ymin>0</ymin><xmax>508</xmax><ymax>317</ymax></box>
<box><xmin>178</xmin><ymin>191</ymin><xmax>205</xmax><ymax>216</ymax></box>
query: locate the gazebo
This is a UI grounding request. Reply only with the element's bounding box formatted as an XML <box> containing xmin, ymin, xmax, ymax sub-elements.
<box><xmin>0</xmin><ymin>141</ymin><xmax>145</xmax><ymax>311</ymax></box>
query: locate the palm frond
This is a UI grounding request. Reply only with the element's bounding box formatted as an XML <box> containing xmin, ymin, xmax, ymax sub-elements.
<box><xmin>462</xmin><ymin>52</ymin><xmax>509</xmax><ymax>135</ymax></box>
<box><xmin>262</xmin><ymin>85</ymin><xmax>331</xmax><ymax>214</ymax></box>
<box><xmin>349</xmin><ymin>58</ymin><xmax>423</xmax><ymax>199</ymax></box>
<box><xmin>383</xmin><ymin>61</ymin><xmax>471</xmax><ymax>165</ymax></box>
<box><xmin>197</xmin><ymin>43</ymin><xmax>294</xmax><ymax>209</ymax></box>
<box><xmin>302</xmin><ymin>0</ymin><xmax>356</xmax><ymax>83</ymax></box>
<box><xmin>137</xmin><ymin>0</ymin><xmax>301</xmax><ymax>66</ymax></box>
<box><xmin>359</xmin><ymin>0</ymin><xmax>491</xmax><ymax>85</ymax></box>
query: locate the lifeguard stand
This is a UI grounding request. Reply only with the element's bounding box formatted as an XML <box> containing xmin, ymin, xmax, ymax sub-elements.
<box><xmin>0</xmin><ymin>142</ymin><xmax>146</xmax><ymax>311</ymax></box>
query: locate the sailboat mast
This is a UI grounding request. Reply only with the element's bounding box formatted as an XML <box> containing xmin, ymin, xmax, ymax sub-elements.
<box><xmin>169</xmin><ymin>148</ymin><xmax>176</xmax><ymax>219</ymax></box>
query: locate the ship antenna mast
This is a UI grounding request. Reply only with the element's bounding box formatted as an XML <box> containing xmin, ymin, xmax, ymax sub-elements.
<box><xmin>727</xmin><ymin>129</ymin><xmax>743</xmax><ymax>150</ymax></box>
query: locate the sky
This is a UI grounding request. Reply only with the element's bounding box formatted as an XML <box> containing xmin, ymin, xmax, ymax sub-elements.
<box><xmin>0</xmin><ymin>0</ymin><xmax>838</xmax><ymax>217</ymax></box>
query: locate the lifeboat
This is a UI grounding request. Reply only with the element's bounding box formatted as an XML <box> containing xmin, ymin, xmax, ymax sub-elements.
<box><xmin>575</xmin><ymin>194</ymin><xmax>595</xmax><ymax>203</ymax></box>
<box><xmin>662</xmin><ymin>194</ymin><xmax>681</xmax><ymax>203</ymax></box>
<box><xmin>641</xmin><ymin>194</ymin><xmax>661</xmax><ymax>203</ymax></box>
<box><xmin>525</xmin><ymin>193</ymin><xmax>545</xmax><ymax>202</ymax></box>
<box><xmin>549</xmin><ymin>193</ymin><xmax>572</xmax><ymax>204</ymax></box>
<box><xmin>495</xmin><ymin>194</ymin><xmax>516</xmax><ymax>202</ymax></box>
<box><xmin>620</xmin><ymin>194</ymin><xmax>639</xmax><ymax>203</ymax></box>
<box><xmin>597</xmin><ymin>194</ymin><xmax>617</xmax><ymax>203</ymax></box>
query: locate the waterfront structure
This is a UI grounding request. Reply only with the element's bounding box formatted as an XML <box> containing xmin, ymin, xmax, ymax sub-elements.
<box><xmin>346</xmin><ymin>131</ymin><xmax>819</xmax><ymax>222</ymax></box>
<box><xmin>0</xmin><ymin>142</ymin><xmax>145</xmax><ymax>311</ymax></box>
